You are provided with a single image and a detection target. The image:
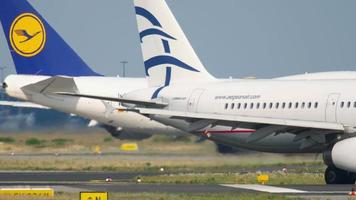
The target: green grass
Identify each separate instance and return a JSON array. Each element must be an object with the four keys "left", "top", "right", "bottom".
[
  {"left": 103, "top": 137, "right": 113, "bottom": 142},
  {"left": 109, "top": 193, "right": 301, "bottom": 200},
  {"left": 0, "top": 155, "right": 324, "bottom": 173},
  {"left": 139, "top": 172, "right": 325, "bottom": 185},
  {"left": 51, "top": 138, "right": 73, "bottom": 146},
  {"left": 25, "top": 138, "right": 47, "bottom": 147},
  {"left": 0, "top": 137, "right": 15, "bottom": 143}
]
